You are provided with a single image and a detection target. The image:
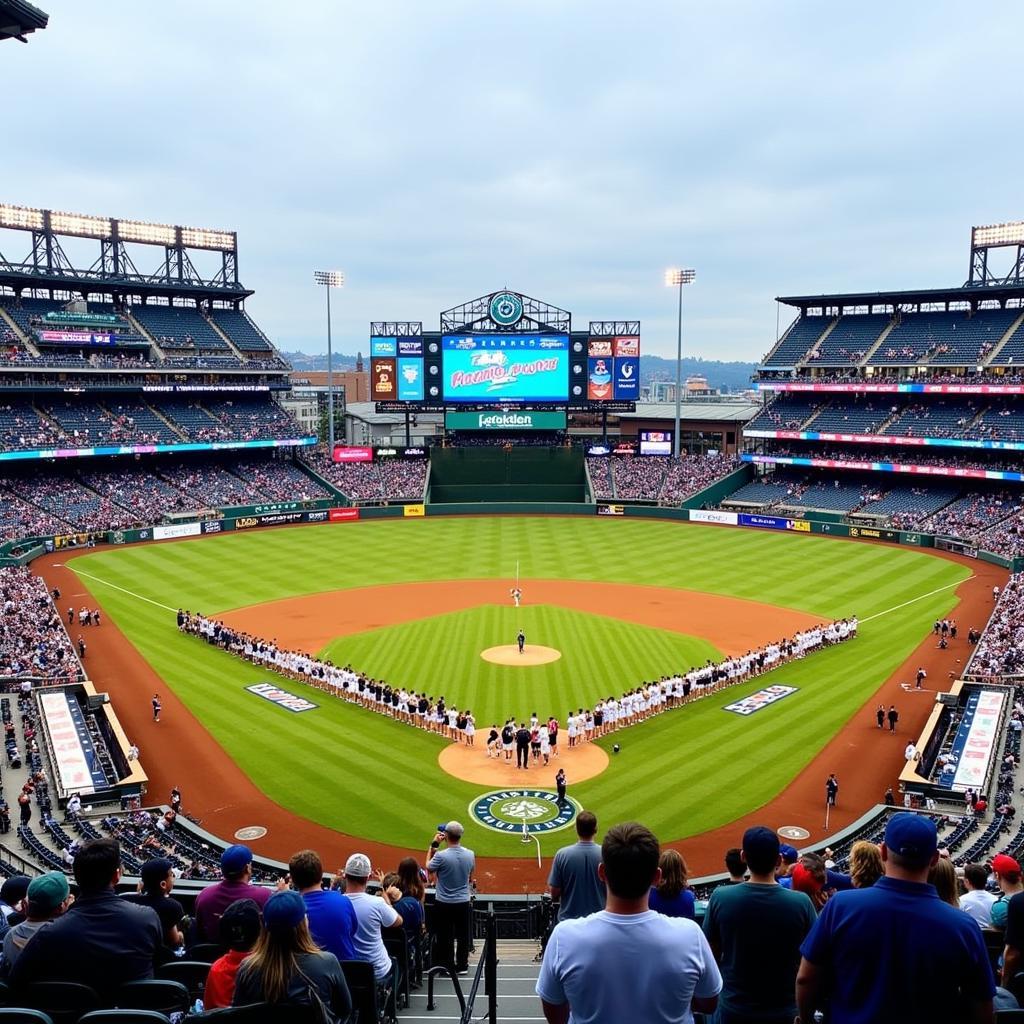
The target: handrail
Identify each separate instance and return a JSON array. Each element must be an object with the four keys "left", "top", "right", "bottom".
[{"left": 462, "top": 906, "right": 498, "bottom": 1024}]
